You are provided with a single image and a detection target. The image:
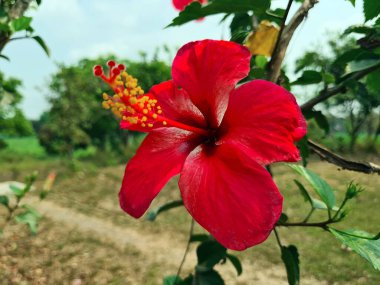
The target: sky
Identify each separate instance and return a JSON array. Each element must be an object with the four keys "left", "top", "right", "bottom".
[{"left": 0, "top": 0, "right": 365, "bottom": 119}]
